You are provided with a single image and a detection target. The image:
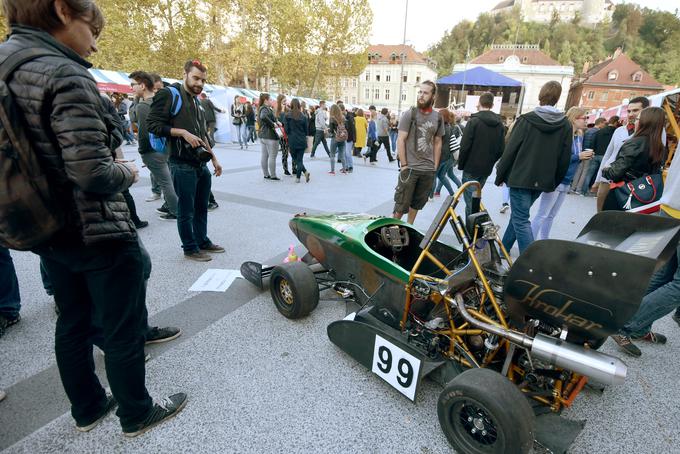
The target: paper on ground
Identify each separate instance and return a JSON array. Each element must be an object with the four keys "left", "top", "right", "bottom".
[{"left": 189, "top": 269, "right": 243, "bottom": 292}]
